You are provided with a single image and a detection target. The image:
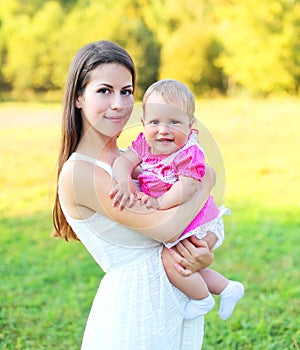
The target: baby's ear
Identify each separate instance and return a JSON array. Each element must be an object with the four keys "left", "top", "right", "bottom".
[
  {"left": 189, "top": 116, "right": 196, "bottom": 128},
  {"left": 141, "top": 118, "right": 145, "bottom": 126}
]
